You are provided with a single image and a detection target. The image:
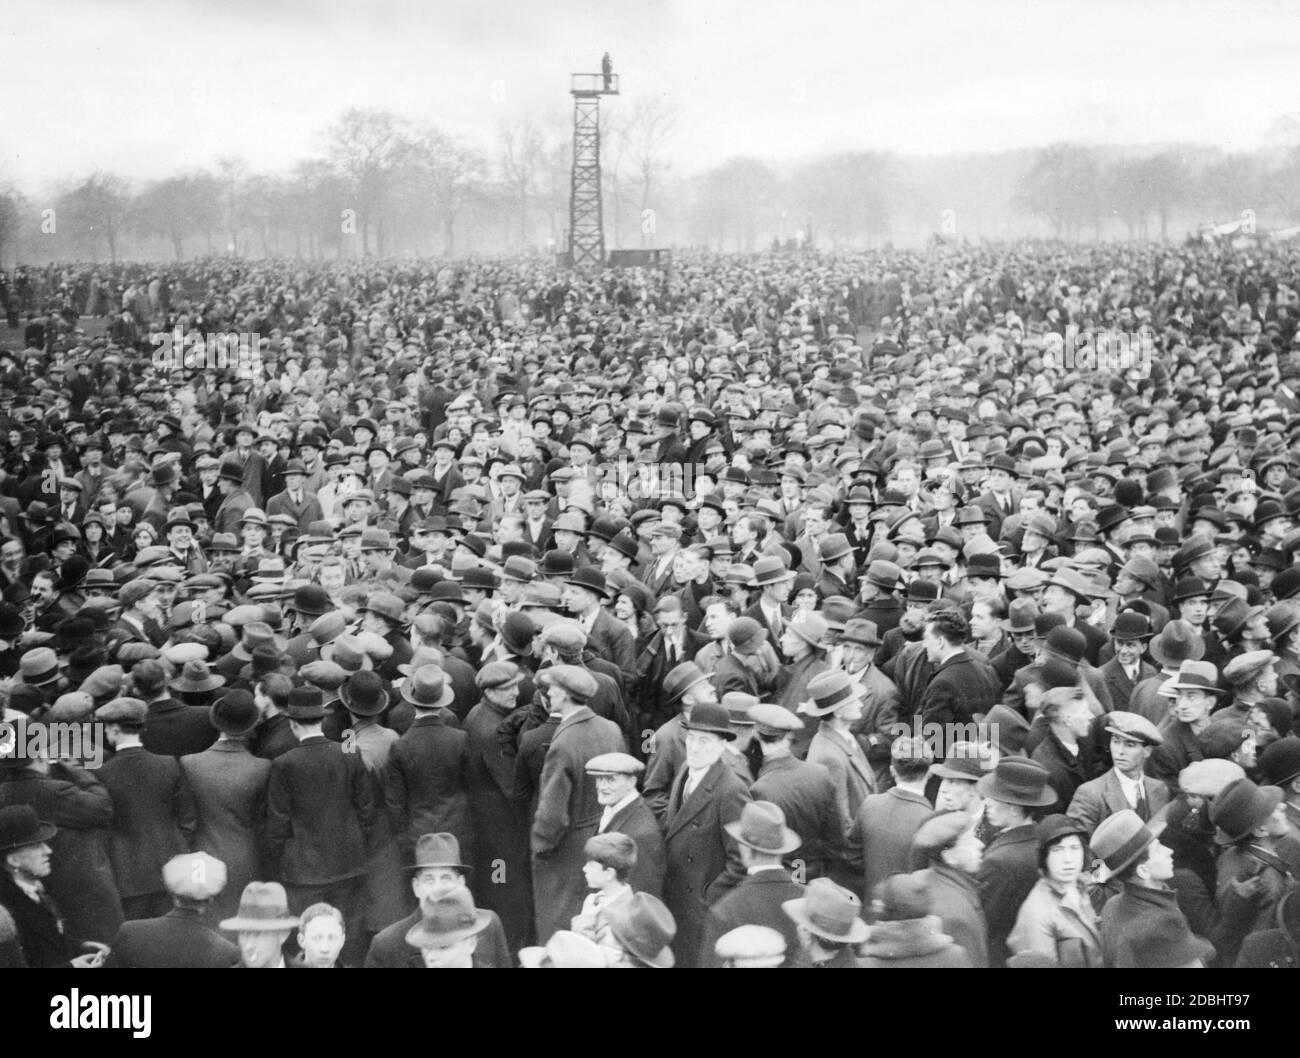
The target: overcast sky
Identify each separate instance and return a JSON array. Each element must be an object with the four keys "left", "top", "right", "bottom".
[{"left": 3, "top": 0, "right": 1299, "bottom": 193}]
